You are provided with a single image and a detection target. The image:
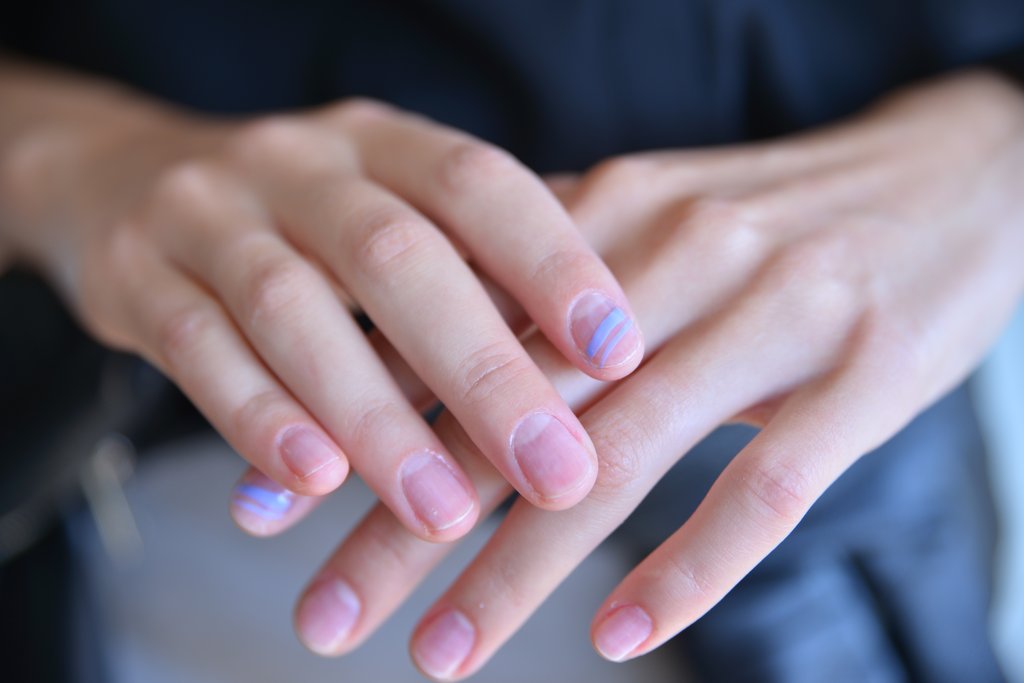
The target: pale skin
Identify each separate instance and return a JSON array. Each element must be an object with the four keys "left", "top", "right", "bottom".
[
  {"left": 0, "top": 60, "right": 646, "bottom": 542},
  {"left": 226, "top": 72, "right": 1024, "bottom": 678}
]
